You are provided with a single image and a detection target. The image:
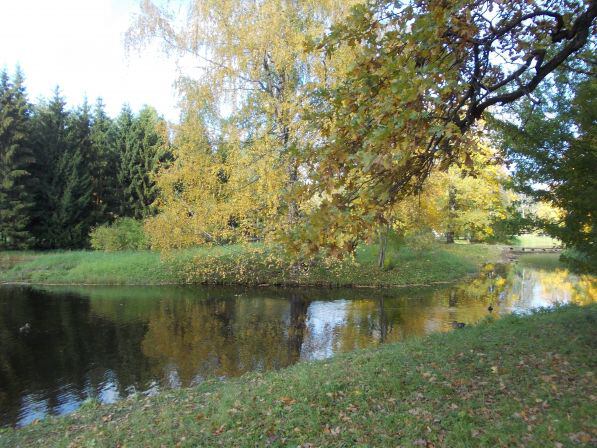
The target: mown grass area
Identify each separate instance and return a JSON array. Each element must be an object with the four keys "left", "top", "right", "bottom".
[
  {"left": 0, "top": 242, "right": 502, "bottom": 287},
  {"left": 2, "top": 304, "right": 595, "bottom": 447},
  {"left": 511, "top": 233, "right": 561, "bottom": 248}
]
